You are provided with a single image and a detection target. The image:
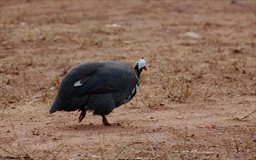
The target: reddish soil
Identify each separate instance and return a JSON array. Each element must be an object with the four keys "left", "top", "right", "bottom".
[{"left": 0, "top": 0, "right": 255, "bottom": 159}]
